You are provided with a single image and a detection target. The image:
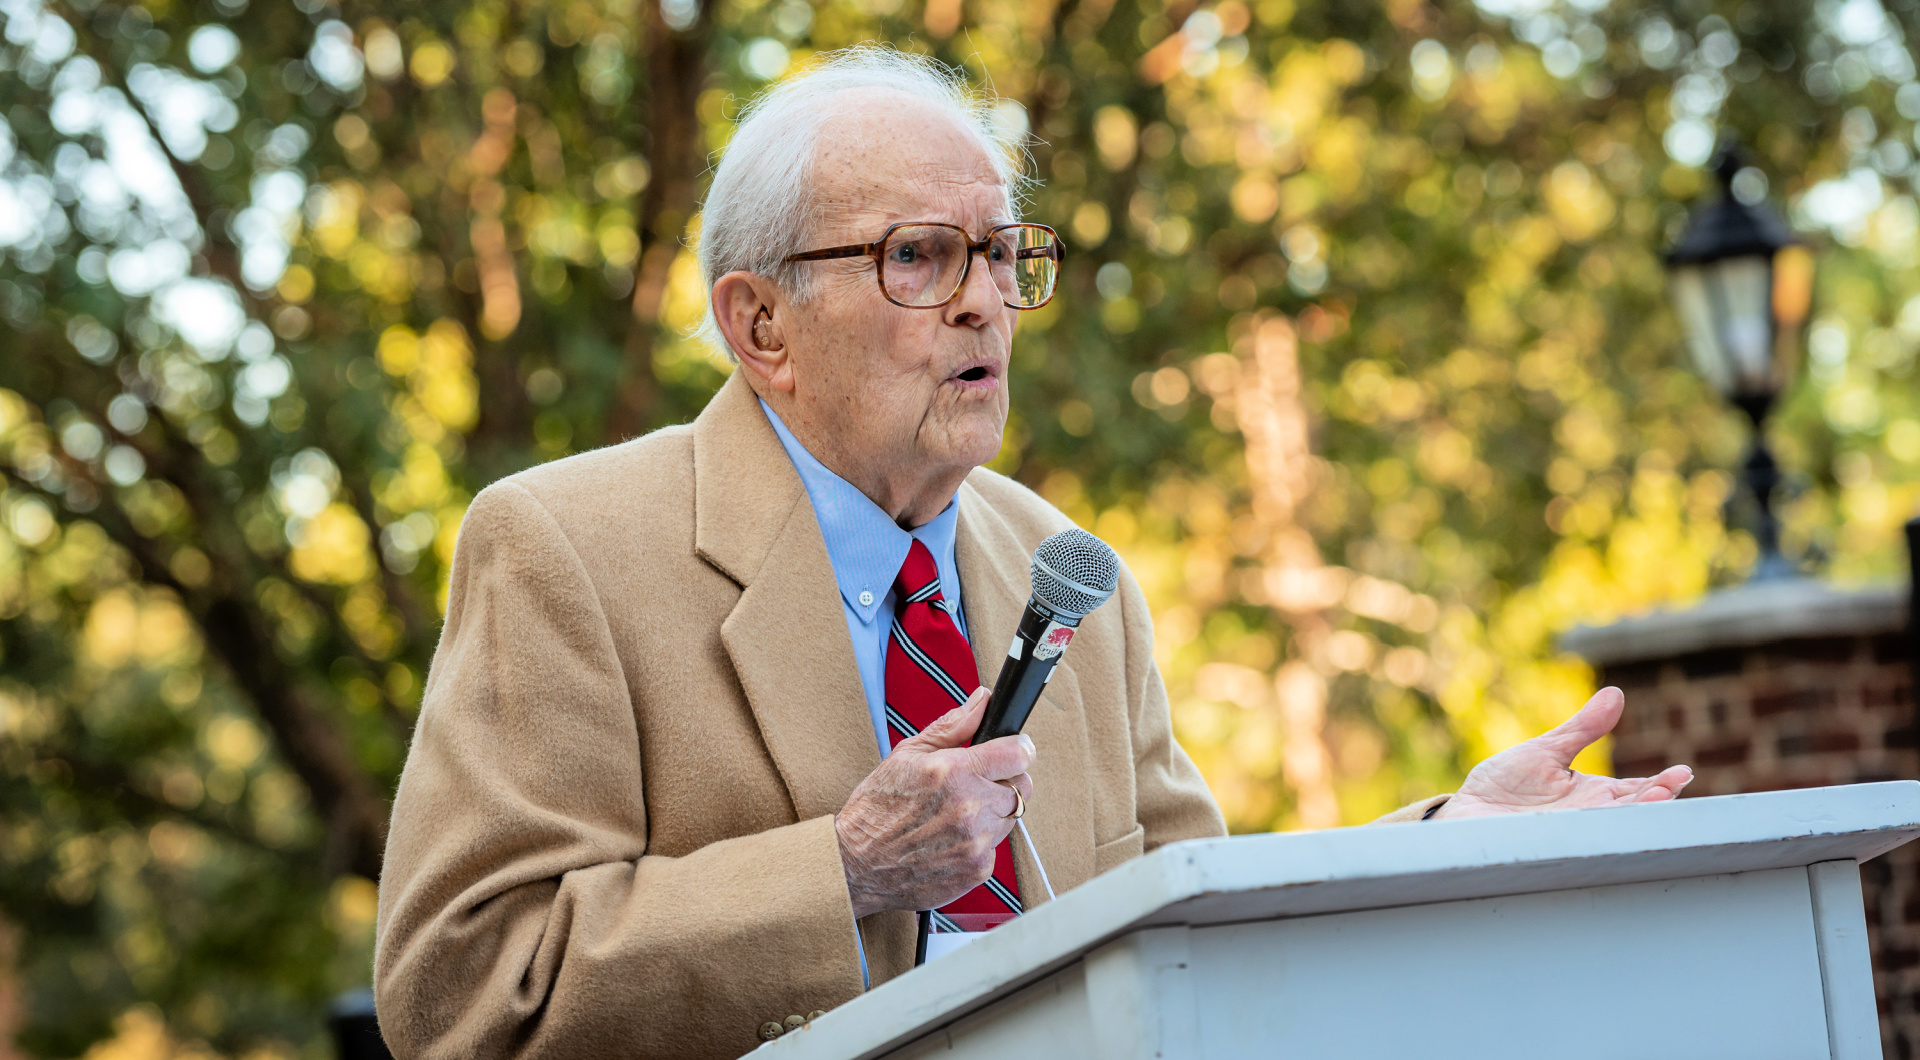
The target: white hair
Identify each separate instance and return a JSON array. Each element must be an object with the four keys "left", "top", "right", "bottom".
[{"left": 694, "top": 46, "right": 1032, "bottom": 360}]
